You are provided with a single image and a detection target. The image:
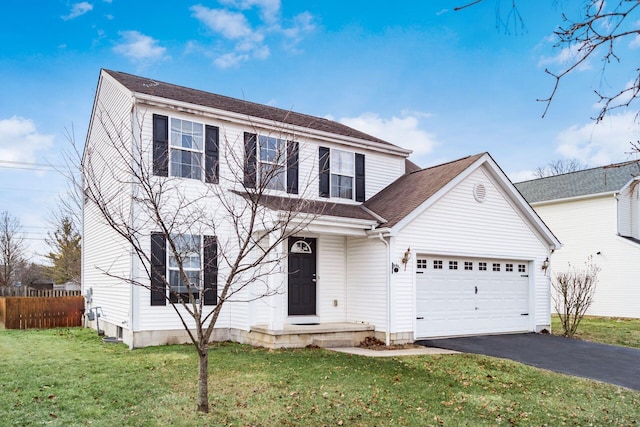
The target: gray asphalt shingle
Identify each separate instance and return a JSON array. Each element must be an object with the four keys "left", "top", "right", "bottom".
[{"left": 515, "top": 160, "right": 640, "bottom": 203}]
